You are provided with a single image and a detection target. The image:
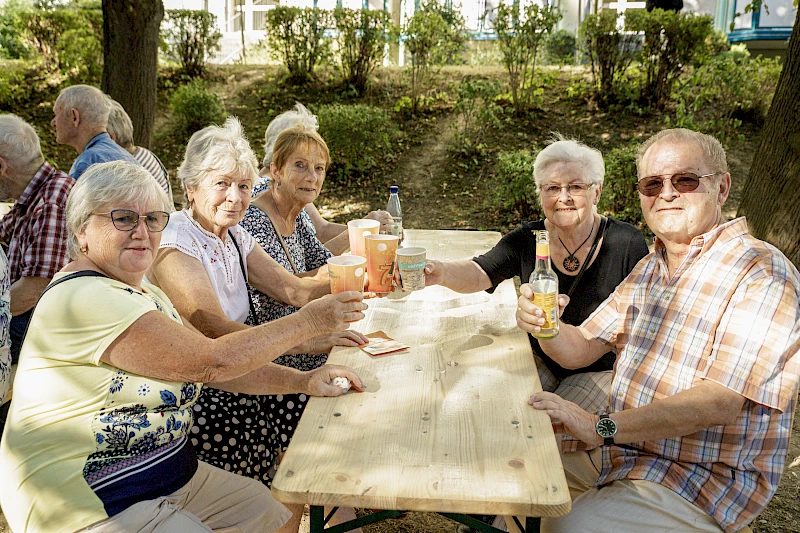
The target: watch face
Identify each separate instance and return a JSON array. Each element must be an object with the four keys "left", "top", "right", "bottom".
[{"left": 596, "top": 417, "right": 617, "bottom": 438}]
